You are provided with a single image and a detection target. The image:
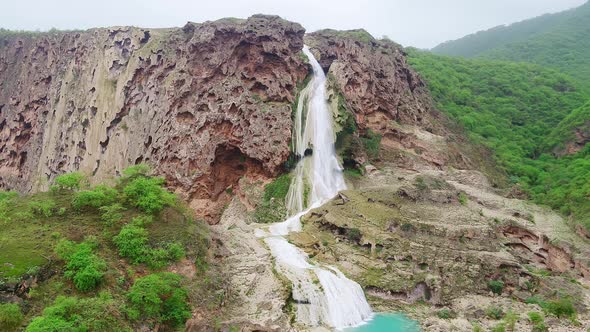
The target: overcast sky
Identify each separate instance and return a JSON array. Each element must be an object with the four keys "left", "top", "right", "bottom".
[{"left": 1, "top": 0, "right": 586, "bottom": 49}]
